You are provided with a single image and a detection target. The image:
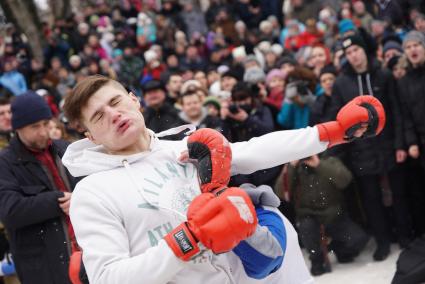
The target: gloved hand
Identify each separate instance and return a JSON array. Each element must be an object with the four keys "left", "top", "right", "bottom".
[
  {"left": 187, "top": 128, "right": 231, "bottom": 193},
  {"left": 164, "top": 129, "right": 258, "bottom": 261},
  {"left": 316, "top": 95, "right": 385, "bottom": 147},
  {"left": 69, "top": 251, "right": 89, "bottom": 284},
  {"left": 164, "top": 186, "right": 257, "bottom": 261}
]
